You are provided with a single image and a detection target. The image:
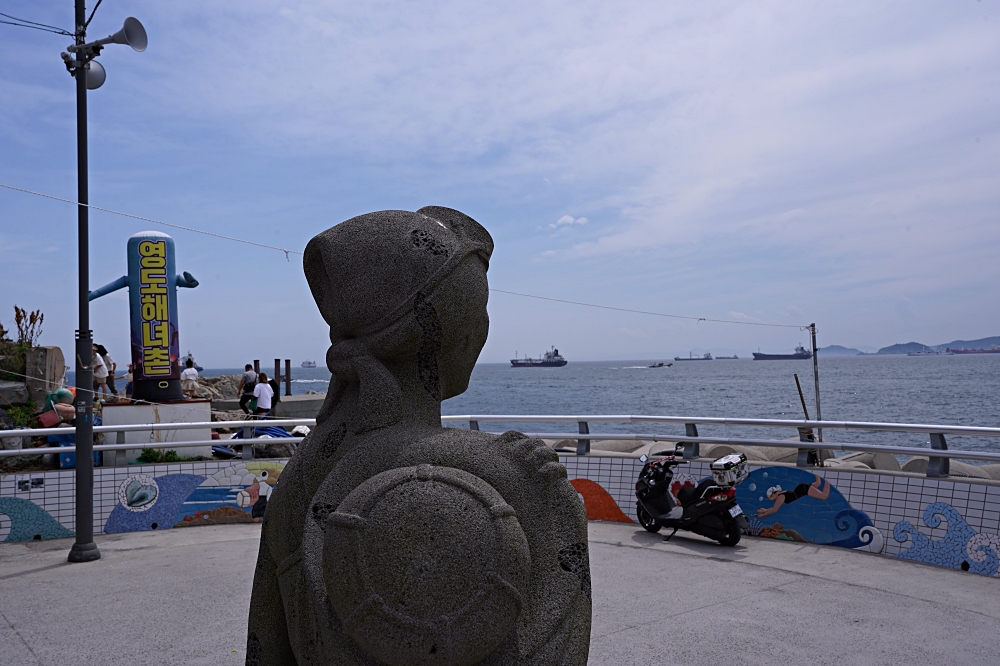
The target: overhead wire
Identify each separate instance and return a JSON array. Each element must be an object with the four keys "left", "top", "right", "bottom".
[
  {"left": 1, "top": 181, "right": 808, "bottom": 328},
  {"left": 489, "top": 289, "right": 807, "bottom": 329},
  {"left": 0, "top": 183, "right": 303, "bottom": 260},
  {"left": 0, "top": 12, "right": 73, "bottom": 36},
  {"left": 84, "top": 0, "right": 103, "bottom": 28}
]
